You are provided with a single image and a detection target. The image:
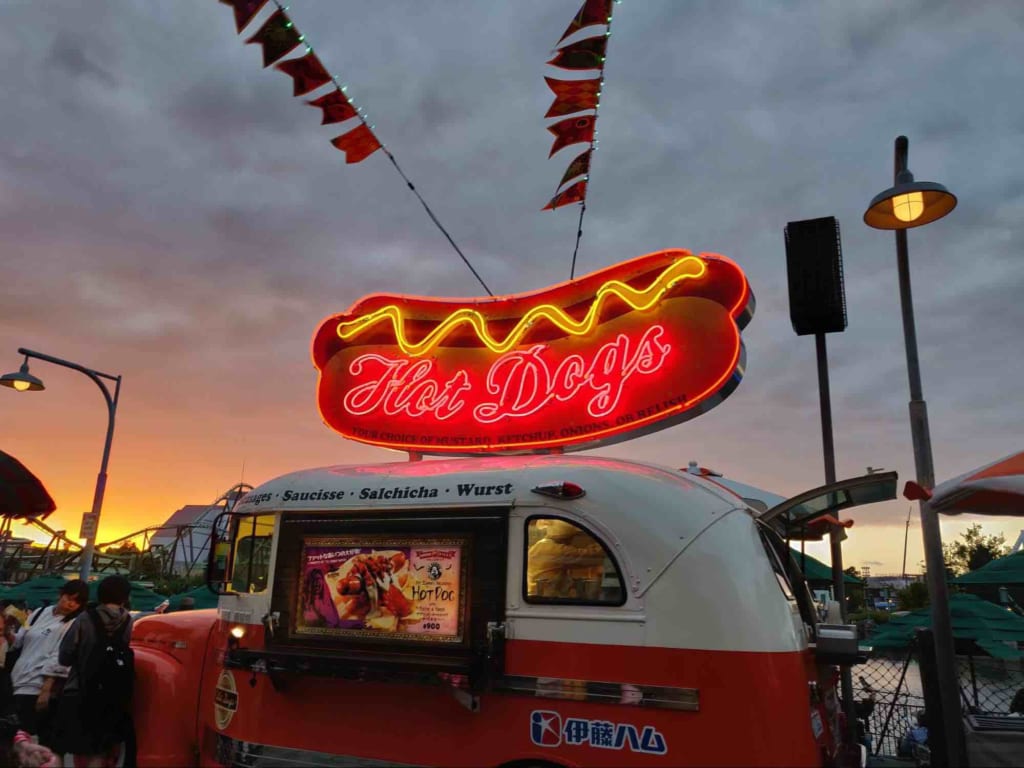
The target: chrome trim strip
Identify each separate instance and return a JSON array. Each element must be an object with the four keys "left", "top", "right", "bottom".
[
  {"left": 218, "top": 608, "right": 255, "bottom": 624},
  {"left": 500, "top": 675, "right": 699, "bottom": 711},
  {"left": 507, "top": 609, "right": 646, "bottom": 622},
  {"left": 216, "top": 736, "right": 422, "bottom": 768}
]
